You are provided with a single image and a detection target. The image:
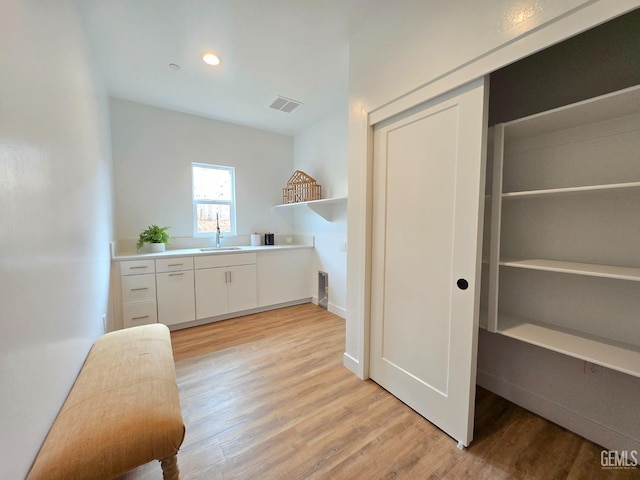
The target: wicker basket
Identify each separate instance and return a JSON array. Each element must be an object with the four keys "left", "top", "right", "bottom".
[{"left": 282, "top": 170, "right": 322, "bottom": 204}]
